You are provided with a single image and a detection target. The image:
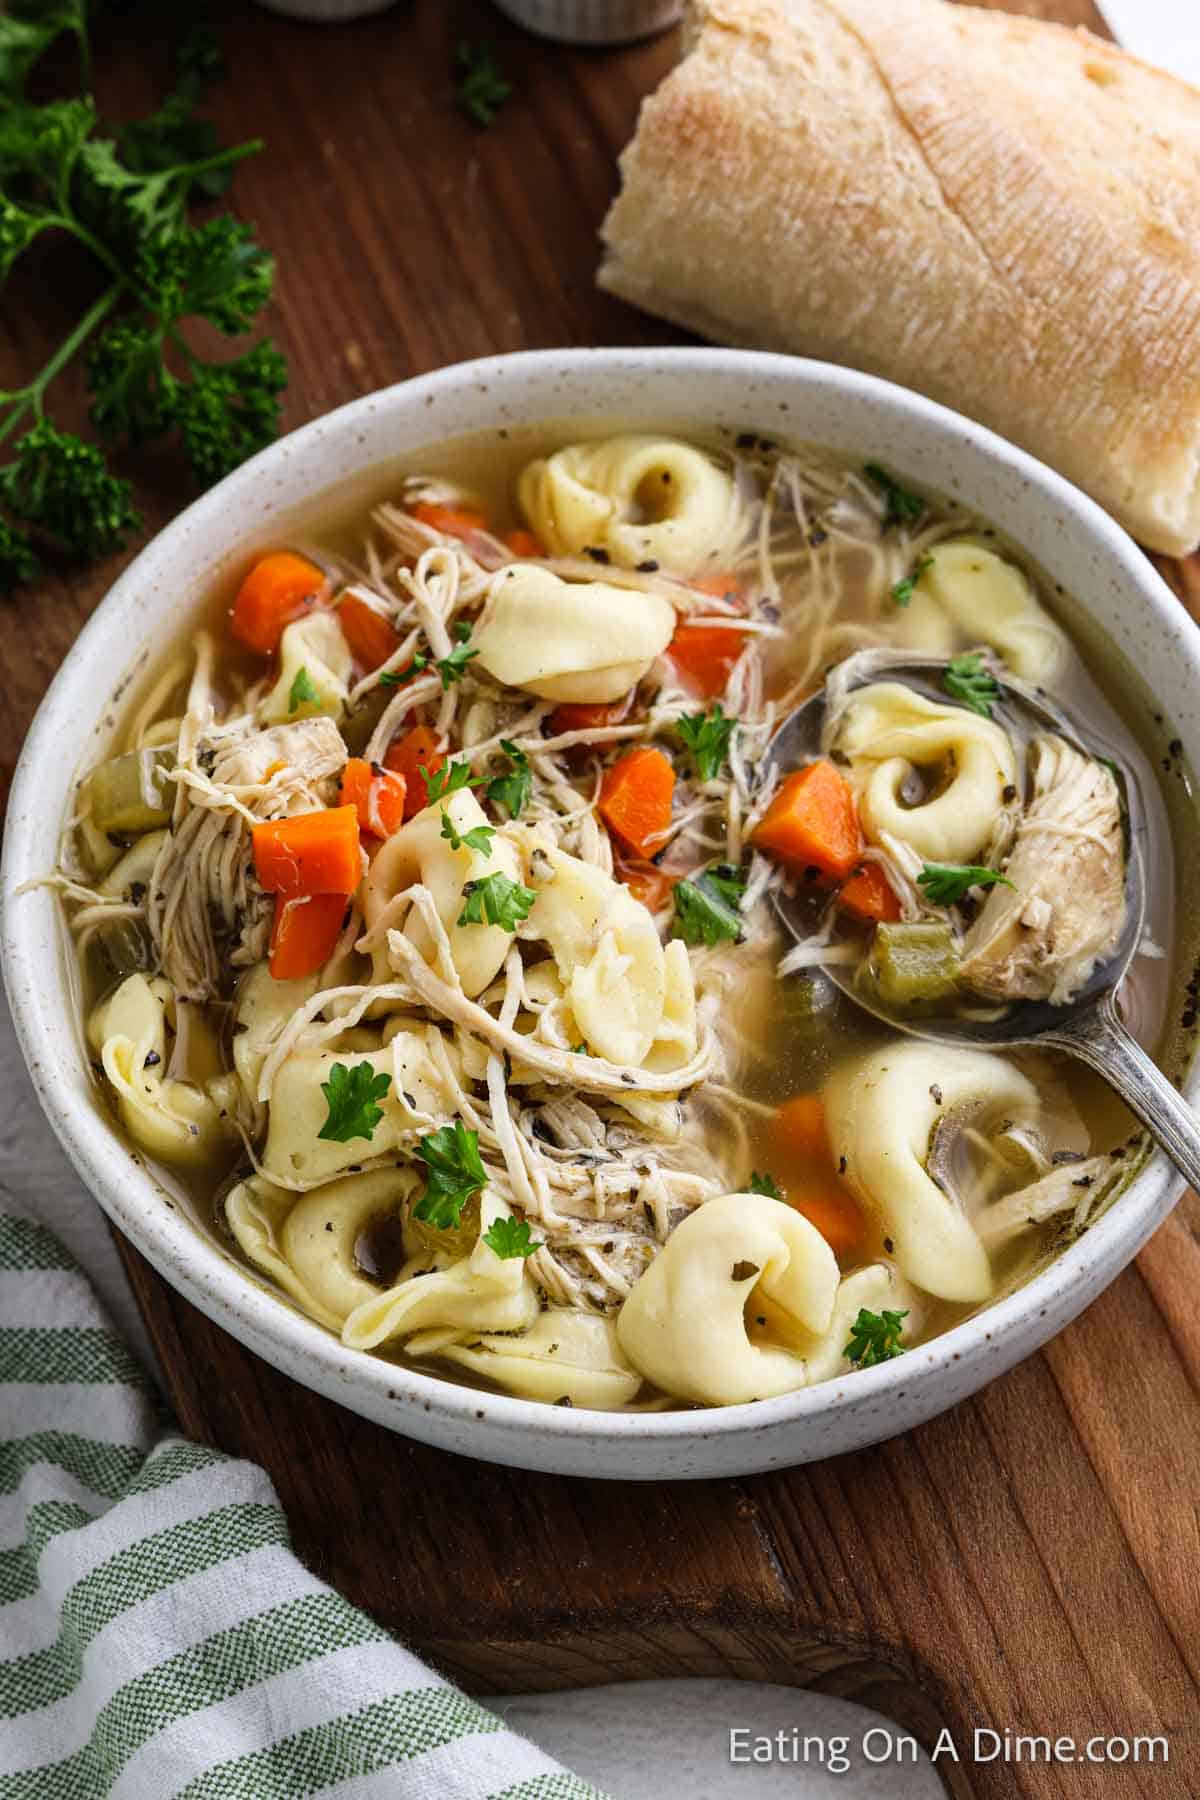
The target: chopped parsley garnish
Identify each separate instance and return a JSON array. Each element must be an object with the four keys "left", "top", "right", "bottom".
[
  {"left": 436, "top": 638, "right": 479, "bottom": 689},
  {"left": 890, "top": 554, "right": 934, "bottom": 608},
  {"left": 748, "top": 1171, "right": 784, "bottom": 1201},
  {"left": 413, "top": 1120, "right": 488, "bottom": 1230},
  {"left": 918, "top": 862, "right": 1015, "bottom": 907},
  {"left": 454, "top": 41, "right": 512, "bottom": 128},
  {"left": 943, "top": 651, "right": 1000, "bottom": 717},
  {"left": 287, "top": 666, "right": 319, "bottom": 713},
  {"left": 671, "top": 863, "right": 746, "bottom": 947},
  {"left": 864, "top": 464, "right": 925, "bottom": 528},
  {"left": 316, "top": 1062, "right": 392, "bottom": 1143},
  {"left": 458, "top": 872, "right": 535, "bottom": 930},
  {"left": 482, "top": 1216, "right": 542, "bottom": 1259},
  {"left": 379, "top": 650, "right": 429, "bottom": 687},
  {"left": 440, "top": 810, "right": 495, "bottom": 856},
  {"left": 676, "top": 703, "right": 736, "bottom": 783},
  {"left": 486, "top": 740, "right": 531, "bottom": 819},
  {"left": 420, "top": 759, "right": 485, "bottom": 804},
  {"left": 844, "top": 1306, "right": 909, "bottom": 1367}
]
